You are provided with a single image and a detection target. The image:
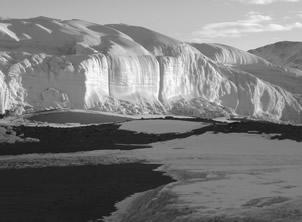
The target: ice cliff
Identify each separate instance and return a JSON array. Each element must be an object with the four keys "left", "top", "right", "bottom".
[{"left": 0, "top": 17, "right": 301, "bottom": 123}]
